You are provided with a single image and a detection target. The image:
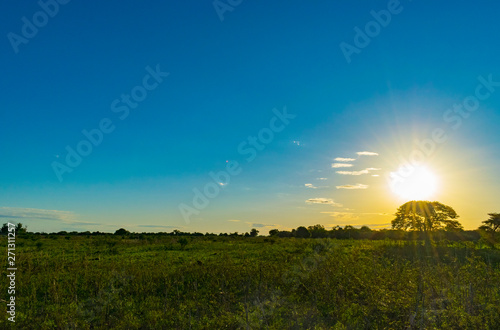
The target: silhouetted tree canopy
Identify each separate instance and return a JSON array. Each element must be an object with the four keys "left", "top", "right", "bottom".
[
  {"left": 308, "top": 224, "right": 328, "bottom": 238},
  {"left": 268, "top": 229, "right": 279, "bottom": 237},
  {"left": 480, "top": 213, "right": 500, "bottom": 232},
  {"left": 392, "top": 201, "right": 462, "bottom": 232},
  {"left": 295, "top": 226, "right": 311, "bottom": 238},
  {"left": 114, "top": 228, "right": 130, "bottom": 235},
  {"left": 250, "top": 228, "right": 259, "bottom": 237},
  {"left": 1, "top": 222, "right": 27, "bottom": 235}
]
